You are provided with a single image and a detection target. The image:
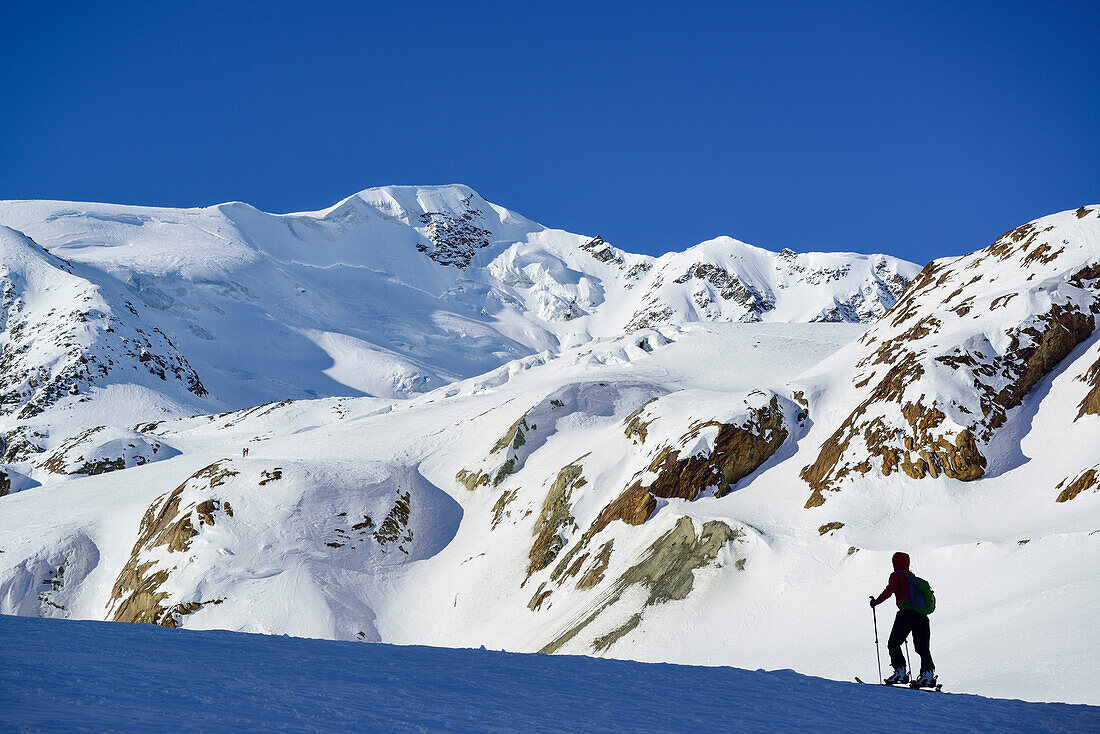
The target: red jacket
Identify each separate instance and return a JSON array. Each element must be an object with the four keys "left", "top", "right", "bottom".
[{"left": 874, "top": 552, "right": 913, "bottom": 609}]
